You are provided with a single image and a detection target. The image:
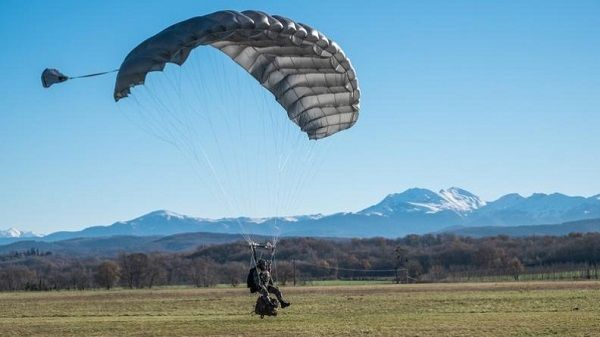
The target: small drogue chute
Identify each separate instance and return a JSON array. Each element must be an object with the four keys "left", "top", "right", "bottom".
[
  {"left": 41, "top": 68, "right": 117, "bottom": 88},
  {"left": 41, "top": 68, "right": 69, "bottom": 88}
]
